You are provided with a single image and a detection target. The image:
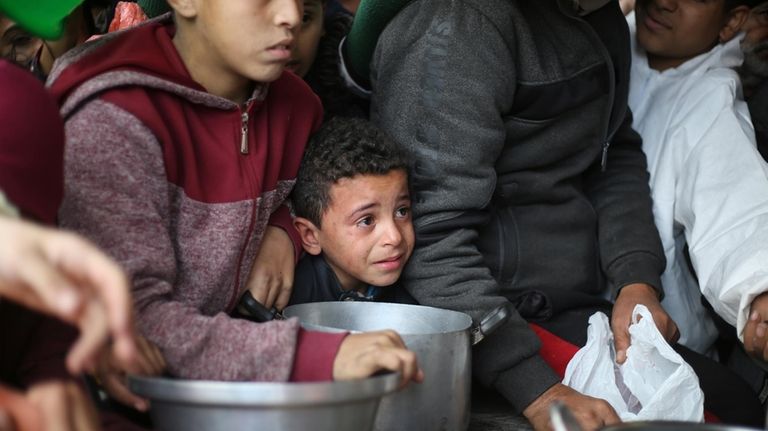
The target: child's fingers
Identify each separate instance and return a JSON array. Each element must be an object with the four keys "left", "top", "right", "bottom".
[
  {"left": 66, "top": 300, "right": 109, "bottom": 374},
  {"left": 101, "top": 371, "right": 148, "bottom": 412},
  {"left": 137, "top": 337, "right": 166, "bottom": 375},
  {"left": 274, "top": 273, "right": 294, "bottom": 311},
  {"left": 264, "top": 276, "right": 282, "bottom": 309}
]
